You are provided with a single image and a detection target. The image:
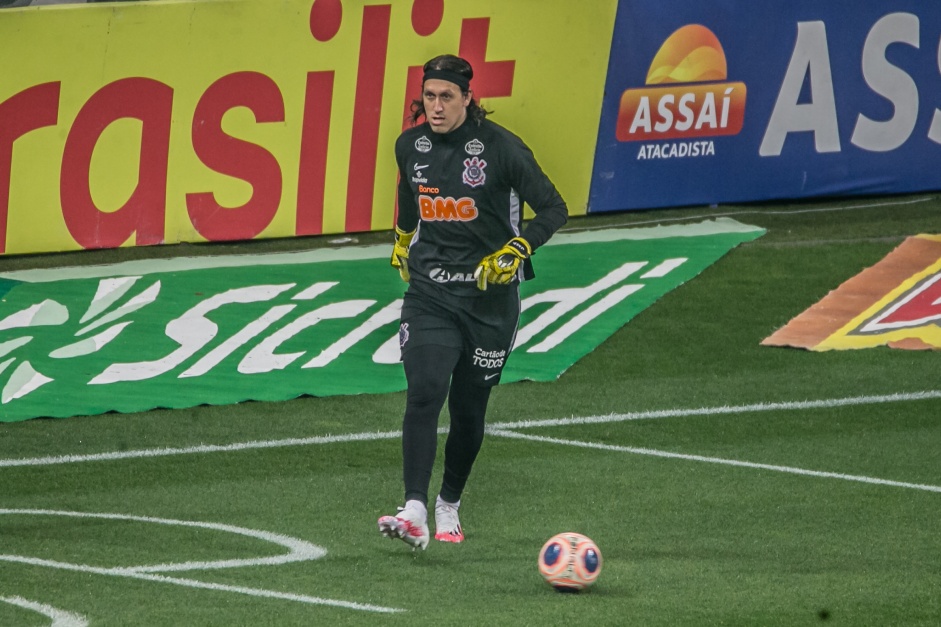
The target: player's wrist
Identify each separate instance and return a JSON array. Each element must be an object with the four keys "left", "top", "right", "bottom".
[
  {"left": 395, "top": 226, "right": 416, "bottom": 246},
  {"left": 506, "top": 236, "right": 531, "bottom": 258}
]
